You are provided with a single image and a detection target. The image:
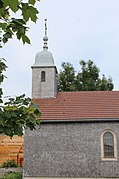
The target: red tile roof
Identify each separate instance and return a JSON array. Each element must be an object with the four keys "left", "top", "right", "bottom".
[{"left": 33, "top": 91, "right": 119, "bottom": 121}]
